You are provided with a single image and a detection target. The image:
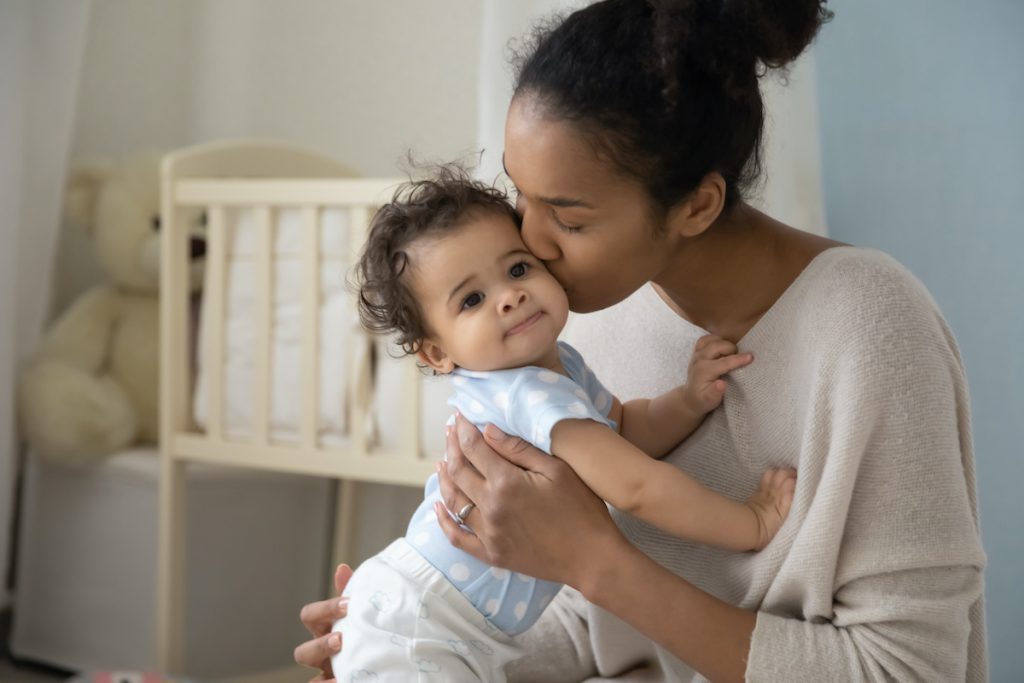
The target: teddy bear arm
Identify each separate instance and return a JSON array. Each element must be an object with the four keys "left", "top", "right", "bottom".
[{"left": 35, "top": 286, "right": 122, "bottom": 371}]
